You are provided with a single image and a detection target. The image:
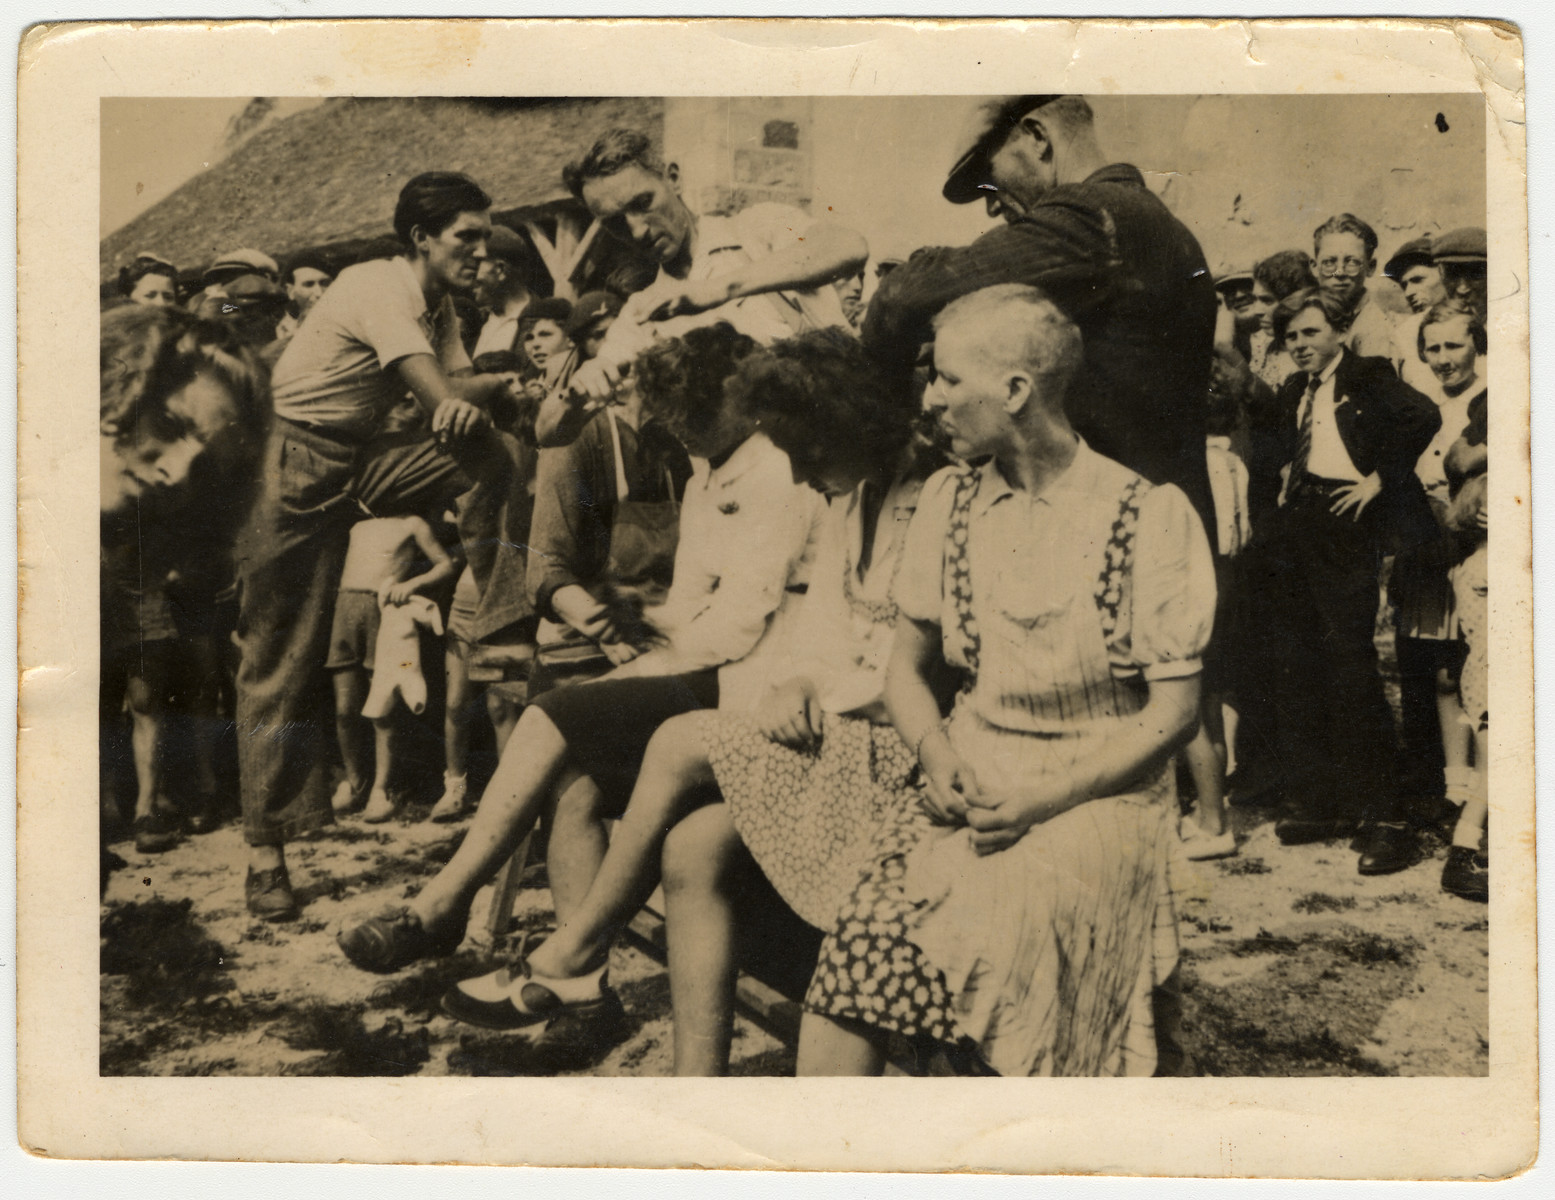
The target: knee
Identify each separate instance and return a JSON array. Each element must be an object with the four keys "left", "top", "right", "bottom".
[
  {"left": 124, "top": 675, "right": 160, "bottom": 717},
  {"left": 643, "top": 715, "right": 712, "bottom": 789},
  {"left": 662, "top": 810, "right": 740, "bottom": 899},
  {"left": 551, "top": 776, "right": 606, "bottom": 828}
]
